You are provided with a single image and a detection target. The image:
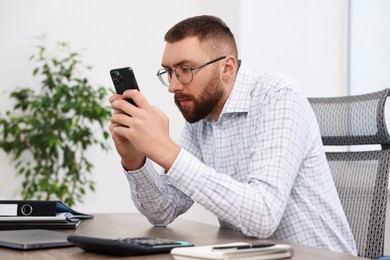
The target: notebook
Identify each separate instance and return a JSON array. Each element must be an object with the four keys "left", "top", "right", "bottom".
[
  {"left": 171, "top": 242, "right": 294, "bottom": 260},
  {"left": 0, "top": 229, "right": 73, "bottom": 250}
]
